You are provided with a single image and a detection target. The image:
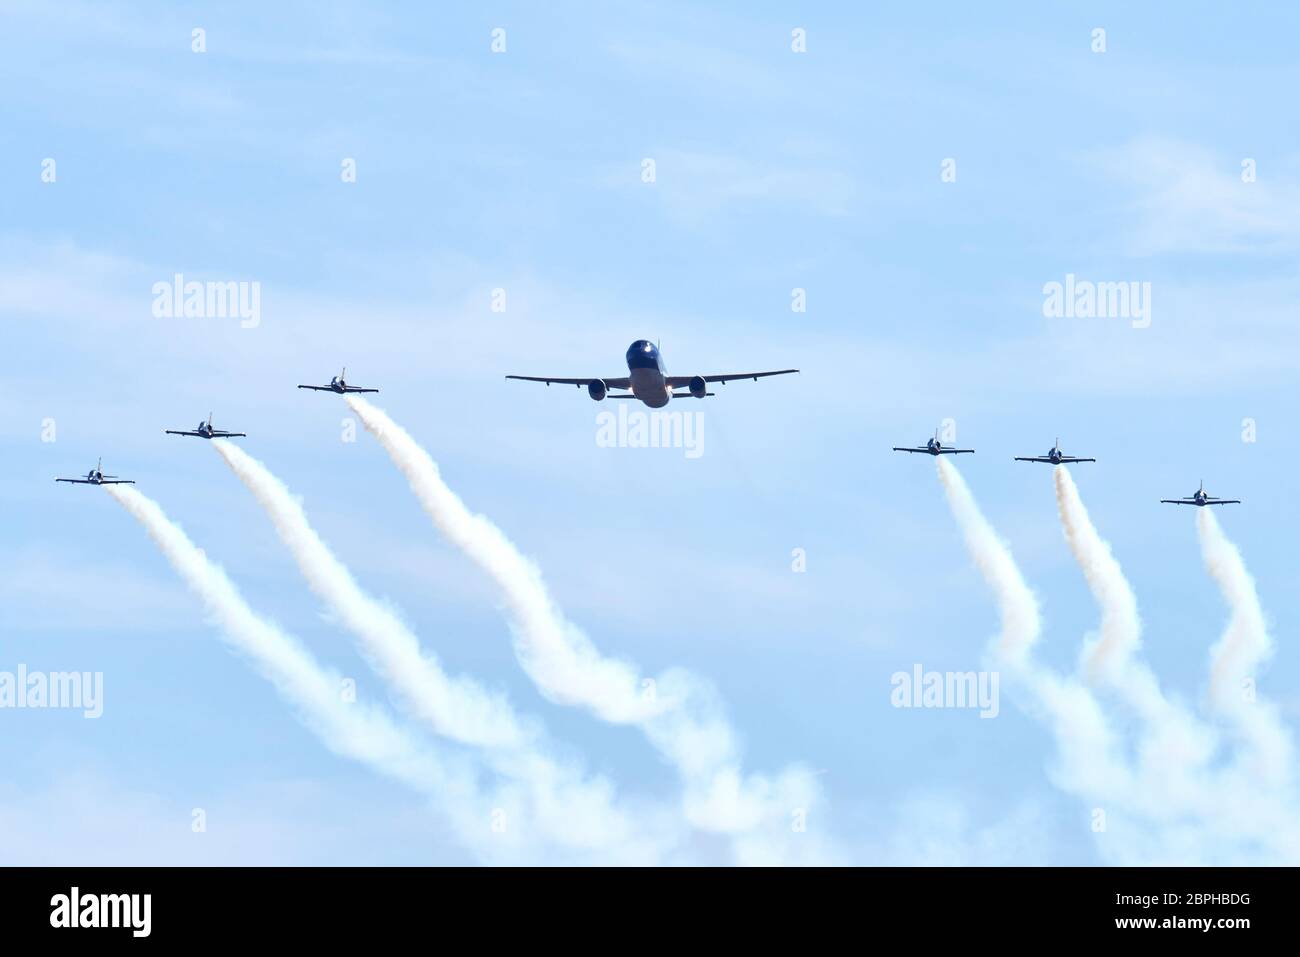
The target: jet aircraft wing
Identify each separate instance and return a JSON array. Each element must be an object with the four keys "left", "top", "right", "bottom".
[
  {"left": 666, "top": 370, "right": 798, "bottom": 386},
  {"left": 505, "top": 376, "right": 632, "bottom": 390}
]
